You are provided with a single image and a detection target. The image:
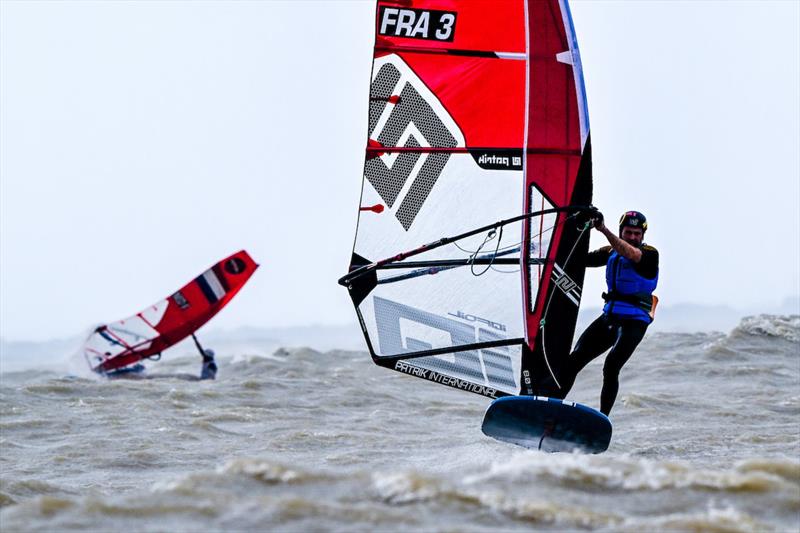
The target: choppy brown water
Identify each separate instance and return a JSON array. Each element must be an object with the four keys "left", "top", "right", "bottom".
[{"left": 1, "top": 315, "right": 798, "bottom": 532}]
